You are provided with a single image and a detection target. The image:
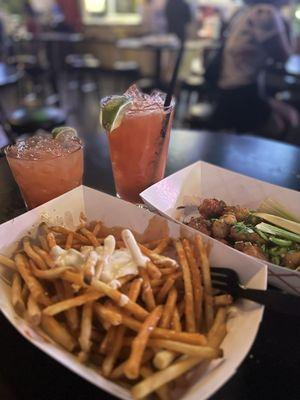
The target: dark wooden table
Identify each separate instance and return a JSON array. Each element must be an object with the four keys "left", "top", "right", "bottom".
[{"left": 1, "top": 130, "right": 300, "bottom": 400}]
